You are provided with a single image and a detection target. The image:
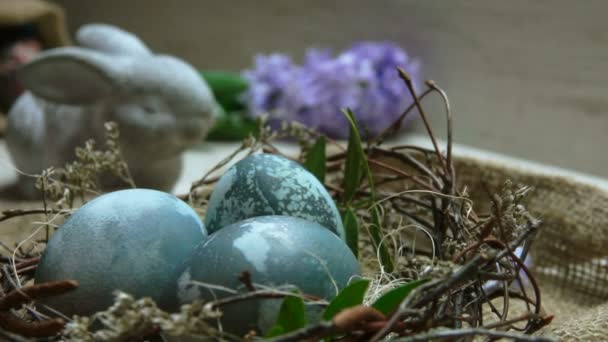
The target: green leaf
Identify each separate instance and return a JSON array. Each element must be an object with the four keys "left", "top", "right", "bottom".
[
  {"left": 370, "top": 206, "right": 394, "bottom": 273},
  {"left": 207, "top": 109, "right": 258, "bottom": 141},
  {"left": 341, "top": 109, "right": 365, "bottom": 204},
  {"left": 322, "top": 279, "right": 370, "bottom": 321},
  {"left": 303, "top": 137, "right": 326, "bottom": 182},
  {"left": 343, "top": 207, "right": 359, "bottom": 259},
  {"left": 199, "top": 71, "right": 255, "bottom": 140},
  {"left": 371, "top": 279, "right": 429, "bottom": 315},
  {"left": 201, "top": 71, "right": 249, "bottom": 111},
  {"left": 201, "top": 71, "right": 249, "bottom": 96},
  {"left": 341, "top": 109, "right": 392, "bottom": 271},
  {"left": 265, "top": 295, "right": 308, "bottom": 337}
]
